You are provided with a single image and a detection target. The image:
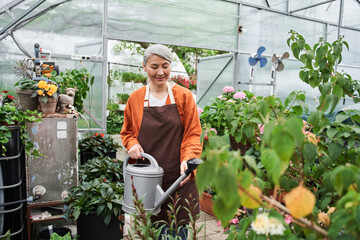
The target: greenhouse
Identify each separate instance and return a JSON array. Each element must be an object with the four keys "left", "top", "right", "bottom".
[{"left": 0, "top": 0, "right": 359, "bottom": 239}]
